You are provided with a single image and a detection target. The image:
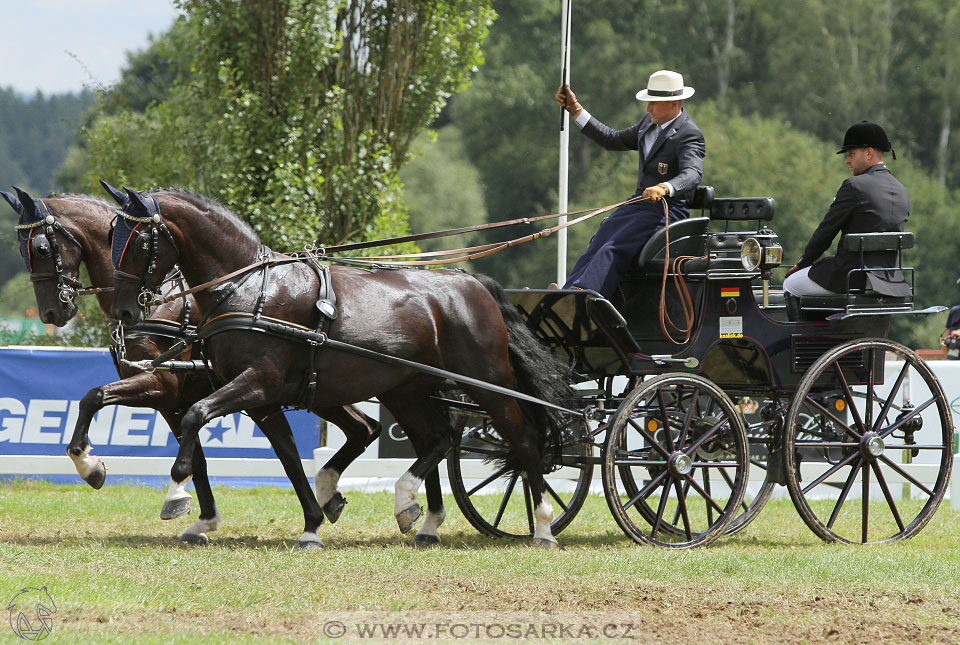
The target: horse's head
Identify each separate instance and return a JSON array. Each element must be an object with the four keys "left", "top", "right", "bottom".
[
  {"left": 1, "top": 187, "right": 84, "bottom": 326},
  {"left": 101, "top": 180, "right": 180, "bottom": 325}
]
